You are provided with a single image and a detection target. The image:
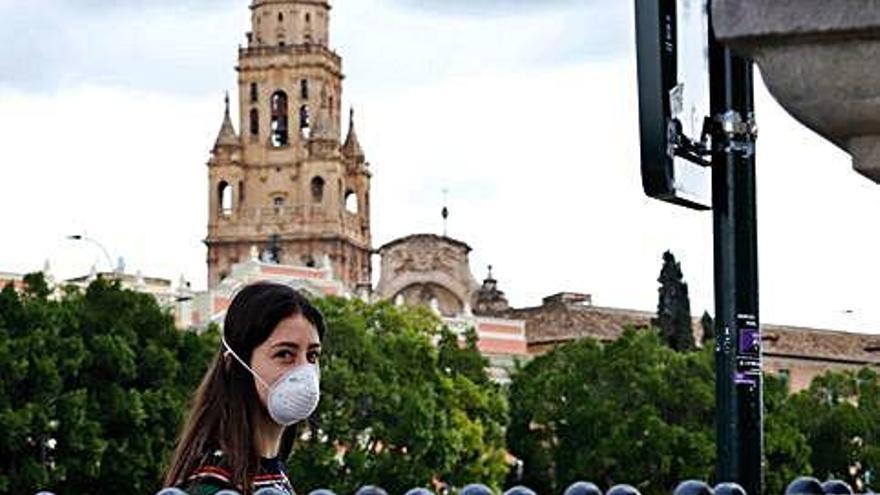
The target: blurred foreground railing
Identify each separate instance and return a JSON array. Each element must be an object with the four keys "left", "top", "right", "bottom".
[{"left": 32, "top": 474, "right": 856, "bottom": 495}]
